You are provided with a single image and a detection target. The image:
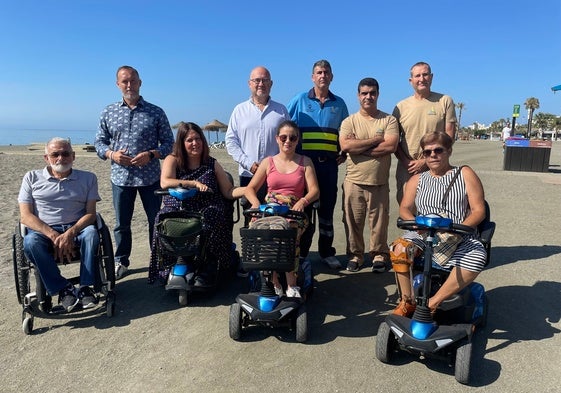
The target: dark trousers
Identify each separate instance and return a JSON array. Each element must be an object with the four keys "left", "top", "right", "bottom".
[{"left": 299, "top": 158, "right": 338, "bottom": 259}]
